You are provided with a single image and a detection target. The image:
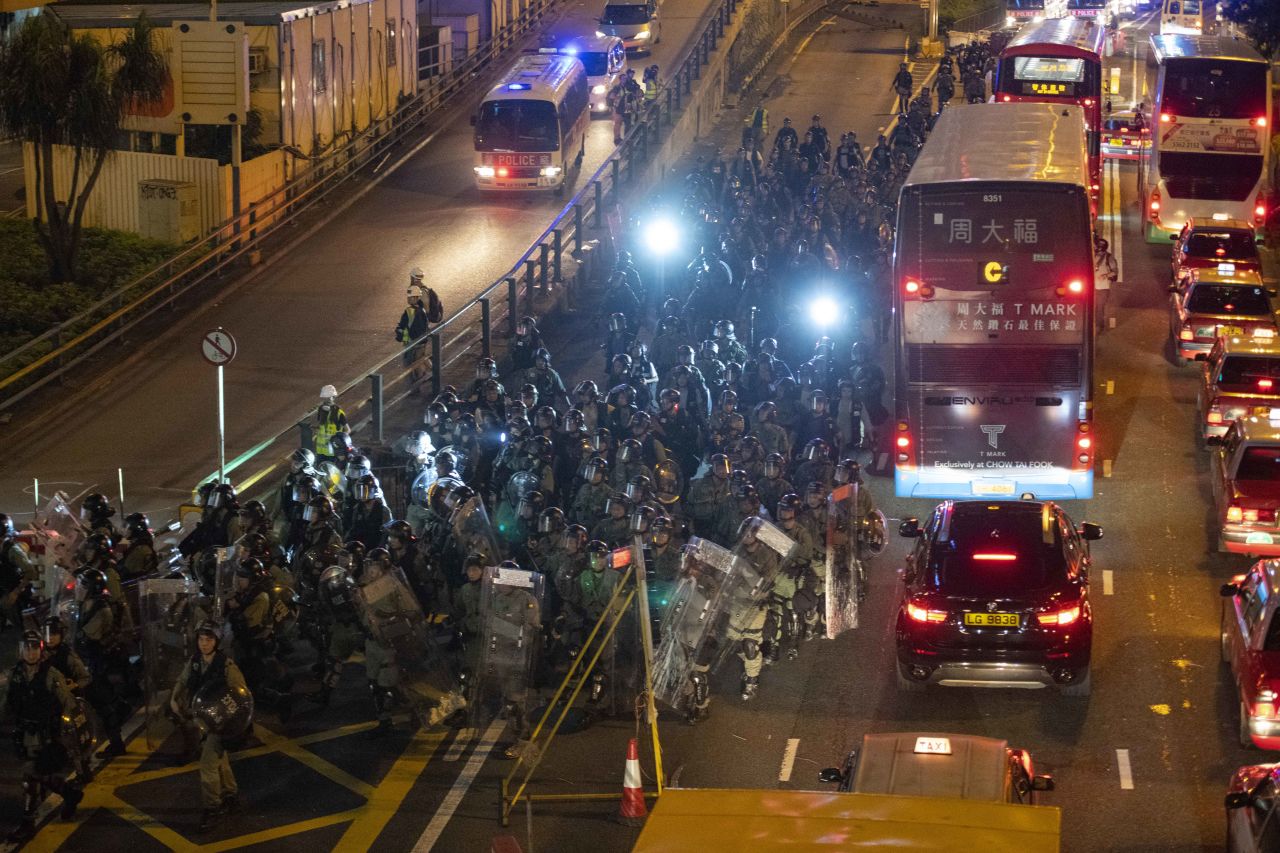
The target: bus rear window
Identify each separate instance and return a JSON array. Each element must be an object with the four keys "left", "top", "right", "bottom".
[
  {"left": 474, "top": 99, "right": 559, "bottom": 152},
  {"left": 1217, "top": 356, "right": 1280, "bottom": 389},
  {"left": 1186, "top": 285, "right": 1270, "bottom": 315},
  {"left": 1160, "top": 153, "right": 1262, "bottom": 201},
  {"left": 601, "top": 4, "right": 650, "bottom": 24},
  {"left": 1237, "top": 447, "right": 1280, "bottom": 482},
  {"left": 1162, "top": 59, "right": 1267, "bottom": 119}
]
